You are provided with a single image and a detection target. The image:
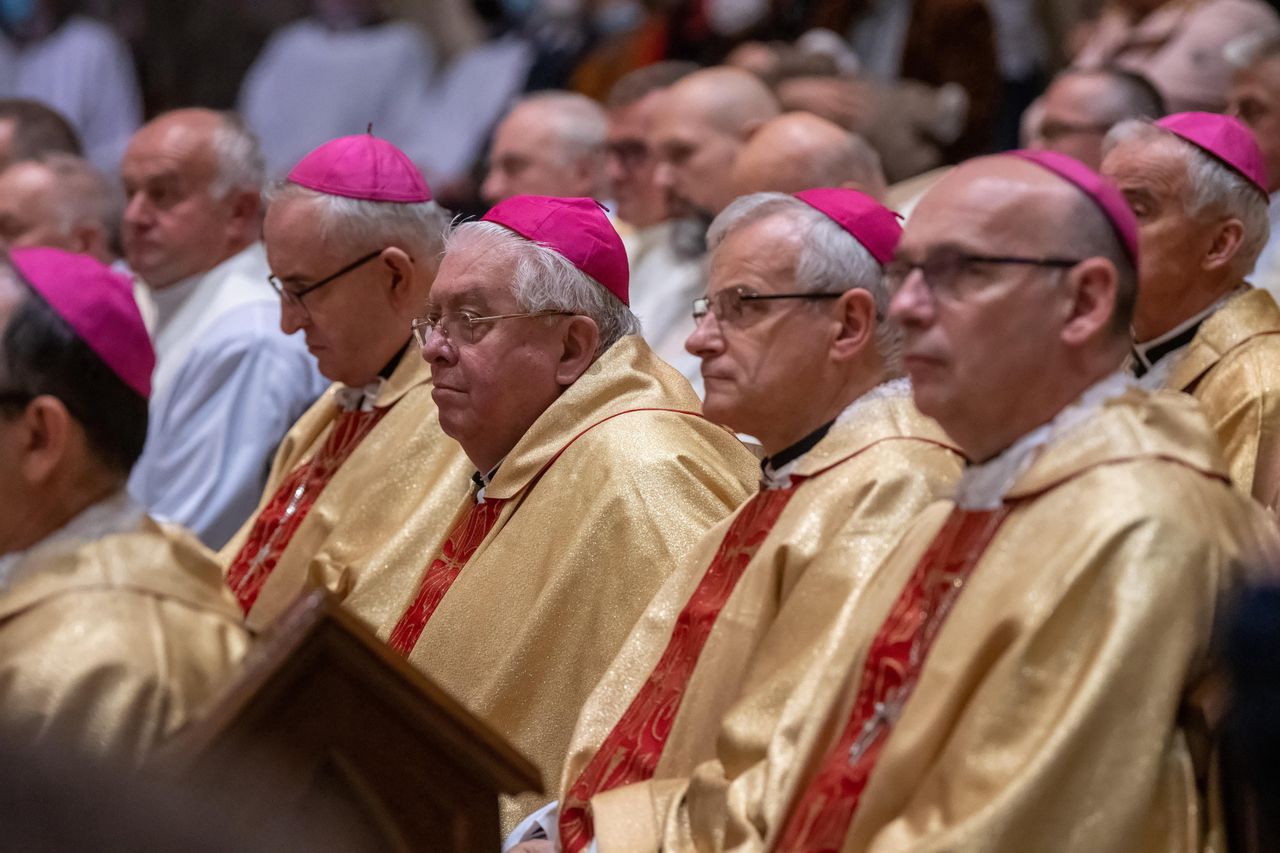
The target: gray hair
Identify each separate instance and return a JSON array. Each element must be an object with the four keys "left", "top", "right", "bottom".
[
  {"left": 264, "top": 181, "right": 451, "bottom": 267},
  {"left": 32, "top": 153, "right": 123, "bottom": 254},
  {"left": 707, "top": 192, "right": 901, "bottom": 374},
  {"left": 443, "top": 220, "right": 641, "bottom": 356},
  {"left": 1105, "top": 119, "right": 1270, "bottom": 278},
  {"left": 513, "top": 91, "right": 608, "bottom": 169},
  {"left": 821, "top": 131, "right": 885, "bottom": 194},
  {"left": 209, "top": 112, "right": 265, "bottom": 200}
]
